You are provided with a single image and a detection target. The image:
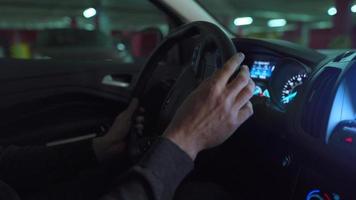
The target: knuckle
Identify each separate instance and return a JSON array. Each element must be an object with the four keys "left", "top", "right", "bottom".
[
  {"left": 207, "top": 85, "right": 219, "bottom": 97},
  {"left": 207, "top": 87, "right": 215, "bottom": 96},
  {"left": 227, "top": 117, "right": 237, "bottom": 128},
  {"left": 247, "top": 103, "right": 254, "bottom": 115},
  {"left": 249, "top": 79, "right": 256, "bottom": 89},
  {"left": 248, "top": 85, "right": 254, "bottom": 95},
  {"left": 213, "top": 75, "right": 223, "bottom": 84},
  {"left": 244, "top": 86, "right": 254, "bottom": 97},
  {"left": 210, "top": 79, "right": 219, "bottom": 88},
  {"left": 249, "top": 107, "right": 254, "bottom": 116},
  {"left": 237, "top": 73, "right": 249, "bottom": 86},
  {"left": 217, "top": 96, "right": 225, "bottom": 105}
]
